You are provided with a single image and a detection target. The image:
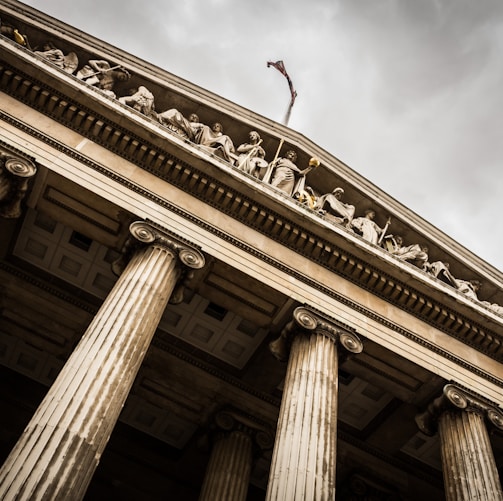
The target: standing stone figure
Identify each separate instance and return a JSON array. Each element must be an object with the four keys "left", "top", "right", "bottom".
[
  {"left": 269, "top": 150, "right": 314, "bottom": 196},
  {"left": 351, "top": 209, "right": 387, "bottom": 245}
]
